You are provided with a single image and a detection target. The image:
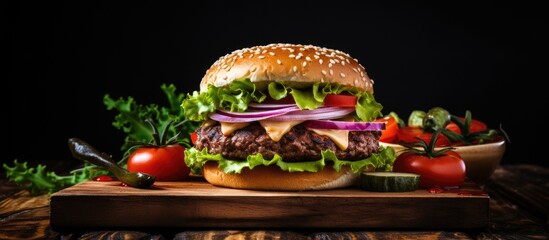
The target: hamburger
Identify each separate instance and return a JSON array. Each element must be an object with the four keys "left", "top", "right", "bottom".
[{"left": 182, "top": 43, "right": 395, "bottom": 191}]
